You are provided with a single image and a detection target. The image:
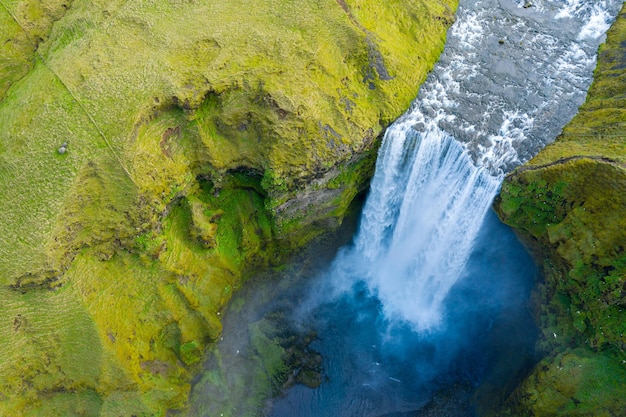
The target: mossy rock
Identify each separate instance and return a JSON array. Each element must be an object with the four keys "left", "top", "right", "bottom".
[{"left": 500, "top": 348, "right": 626, "bottom": 417}]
